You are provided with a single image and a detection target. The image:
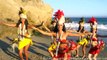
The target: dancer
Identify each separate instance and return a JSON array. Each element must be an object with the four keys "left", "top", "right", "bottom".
[
  {"left": 75, "top": 17, "right": 91, "bottom": 58},
  {"left": 0, "top": 8, "right": 32, "bottom": 60},
  {"left": 77, "top": 17, "right": 85, "bottom": 33},
  {"left": 32, "top": 22, "right": 86, "bottom": 59},
  {"left": 31, "top": 10, "right": 88, "bottom": 59},
  {"left": 88, "top": 17, "right": 105, "bottom": 60},
  {"left": 88, "top": 38, "right": 105, "bottom": 60},
  {"left": 88, "top": 17, "right": 97, "bottom": 38},
  {"left": 48, "top": 20, "right": 57, "bottom": 58},
  {"left": 31, "top": 10, "right": 87, "bottom": 59},
  {"left": 75, "top": 36, "right": 90, "bottom": 58}
]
